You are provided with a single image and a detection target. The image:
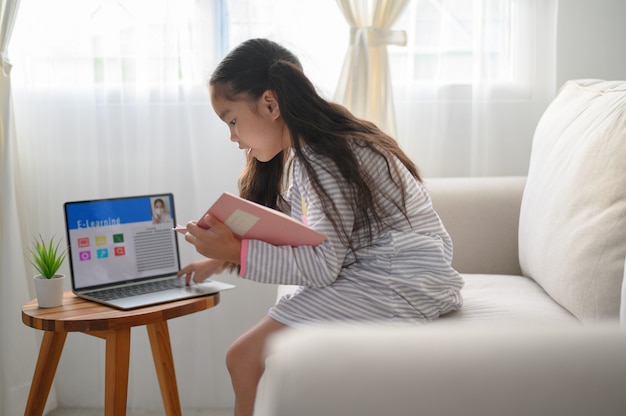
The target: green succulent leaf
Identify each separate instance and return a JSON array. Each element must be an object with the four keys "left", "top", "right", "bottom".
[{"left": 29, "top": 235, "right": 68, "bottom": 279}]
